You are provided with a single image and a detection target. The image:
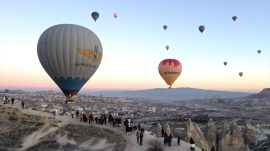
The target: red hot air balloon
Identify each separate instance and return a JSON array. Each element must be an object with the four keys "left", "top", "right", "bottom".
[{"left": 158, "top": 59, "right": 182, "bottom": 88}]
